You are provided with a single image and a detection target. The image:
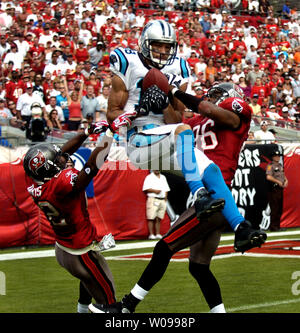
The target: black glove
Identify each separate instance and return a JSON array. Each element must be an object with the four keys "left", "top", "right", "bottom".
[{"left": 136, "top": 85, "right": 169, "bottom": 116}]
